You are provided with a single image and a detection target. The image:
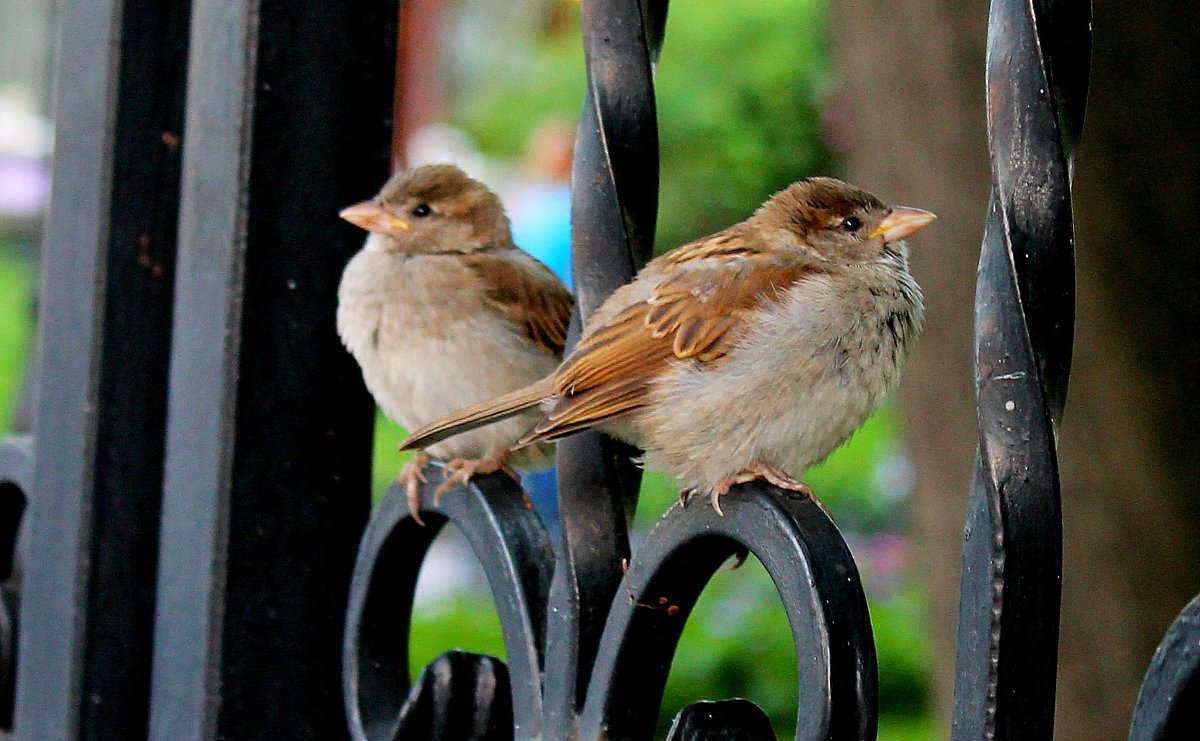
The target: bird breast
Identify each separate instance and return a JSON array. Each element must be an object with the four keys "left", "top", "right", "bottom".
[
  {"left": 337, "top": 248, "right": 559, "bottom": 461},
  {"left": 640, "top": 264, "right": 923, "bottom": 491}
]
